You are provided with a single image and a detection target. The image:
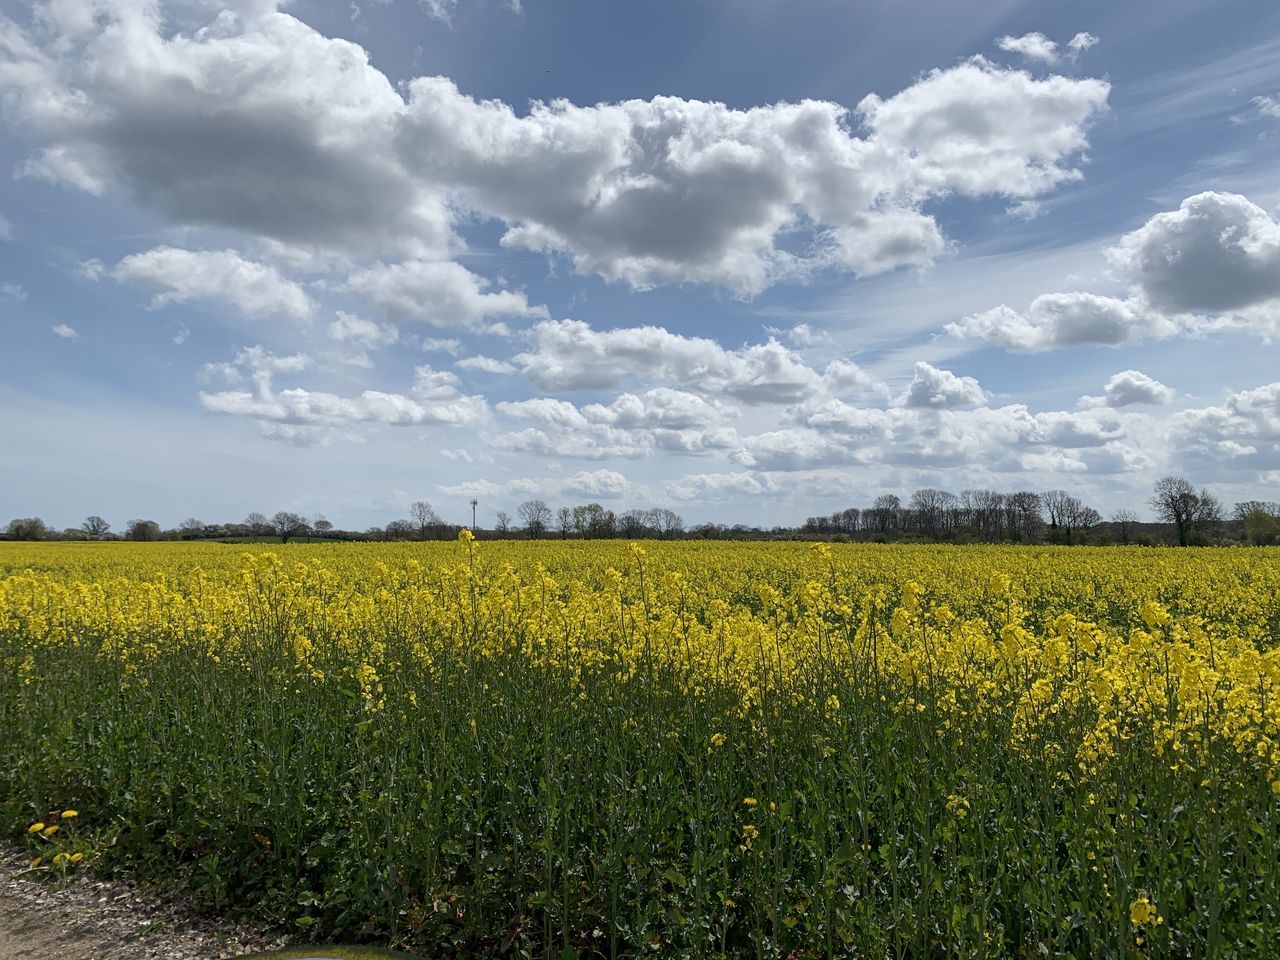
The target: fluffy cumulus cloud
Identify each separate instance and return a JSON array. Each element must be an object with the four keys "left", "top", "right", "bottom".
[
  {"left": 515, "top": 319, "right": 883, "bottom": 404},
  {"left": 563, "top": 468, "right": 628, "bottom": 499},
  {"left": 949, "top": 192, "right": 1280, "bottom": 351},
  {"left": 1106, "top": 192, "right": 1280, "bottom": 315},
  {"left": 493, "top": 389, "right": 737, "bottom": 460},
  {"left": 111, "top": 247, "right": 314, "bottom": 321},
  {"left": 995, "top": 32, "right": 1098, "bottom": 64},
  {"left": 1169, "top": 381, "right": 1280, "bottom": 472},
  {"left": 1, "top": 4, "right": 1109, "bottom": 297},
  {"left": 328, "top": 311, "right": 398, "bottom": 348},
  {"left": 344, "top": 260, "right": 546, "bottom": 331},
  {"left": 898, "top": 362, "right": 986, "bottom": 409},
  {"left": 666, "top": 471, "right": 781, "bottom": 501},
  {"left": 1080, "top": 370, "right": 1175, "bottom": 408},
  {"left": 199, "top": 345, "right": 487, "bottom": 441},
  {"left": 456, "top": 355, "right": 516, "bottom": 374}
]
